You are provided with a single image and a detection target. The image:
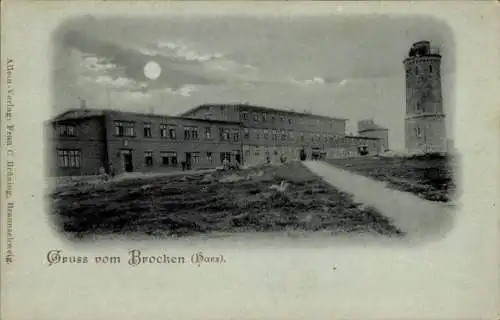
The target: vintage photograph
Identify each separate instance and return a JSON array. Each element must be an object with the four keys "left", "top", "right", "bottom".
[{"left": 45, "top": 15, "right": 457, "bottom": 242}]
